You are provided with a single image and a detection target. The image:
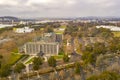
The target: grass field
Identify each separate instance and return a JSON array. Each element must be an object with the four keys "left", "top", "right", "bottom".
[
  {"left": 60, "top": 25, "right": 66, "bottom": 28},
  {"left": 55, "top": 31, "right": 64, "bottom": 34},
  {"left": 53, "top": 25, "right": 66, "bottom": 34},
  {"left": 40, "top": 28, "right": 44, "bottom": 31},
  {"left": 112, "top": 32, "right": 120, "bottom": 37},
  {"left": 53, "top": 55, "right": 64, "bottom": 60},
  {"left": 25, "top": 57, "right": 34, "bottom": 64},
  {"left": 7, "top": 53, "right": 24, "bottom": 65},
  {"left": 54, "top": 29, "right": 65, "bottom": 34}
]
